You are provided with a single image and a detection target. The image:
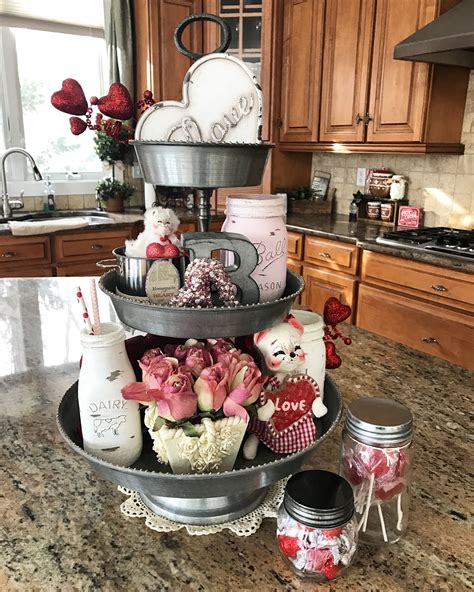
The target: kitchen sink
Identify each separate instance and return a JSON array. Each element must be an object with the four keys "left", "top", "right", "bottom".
[{"left": 0, "top": 210, "right": 114, "bottom": 226}]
